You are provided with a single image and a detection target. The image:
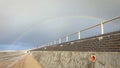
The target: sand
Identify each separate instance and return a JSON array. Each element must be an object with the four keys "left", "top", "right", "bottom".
[
  {"left": 0, "top": 61, "right": 12, "bottom": 68},
  {"left": 10, "top": 54, "right": 43, "bottom": 68}
]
